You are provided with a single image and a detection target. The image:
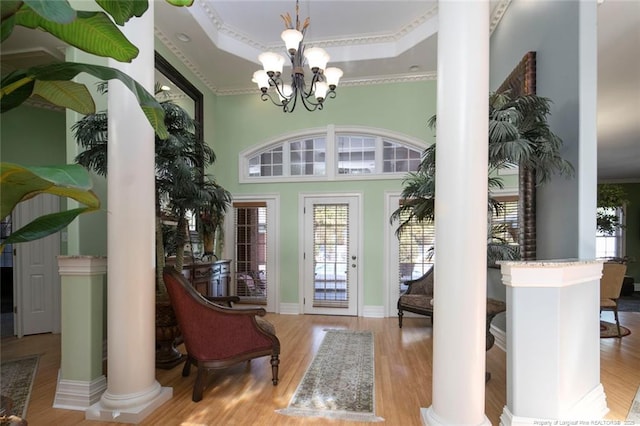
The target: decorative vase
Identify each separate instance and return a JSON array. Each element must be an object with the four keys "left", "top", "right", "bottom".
[{"left": 155, "top": 297, "right": 185, "bottom": 369}]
